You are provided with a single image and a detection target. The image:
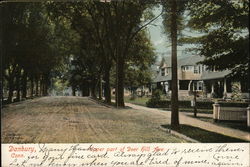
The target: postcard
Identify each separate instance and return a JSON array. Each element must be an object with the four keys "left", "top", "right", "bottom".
[{"left": 1, "top": 0, "right": 249, "bottom": 167}]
